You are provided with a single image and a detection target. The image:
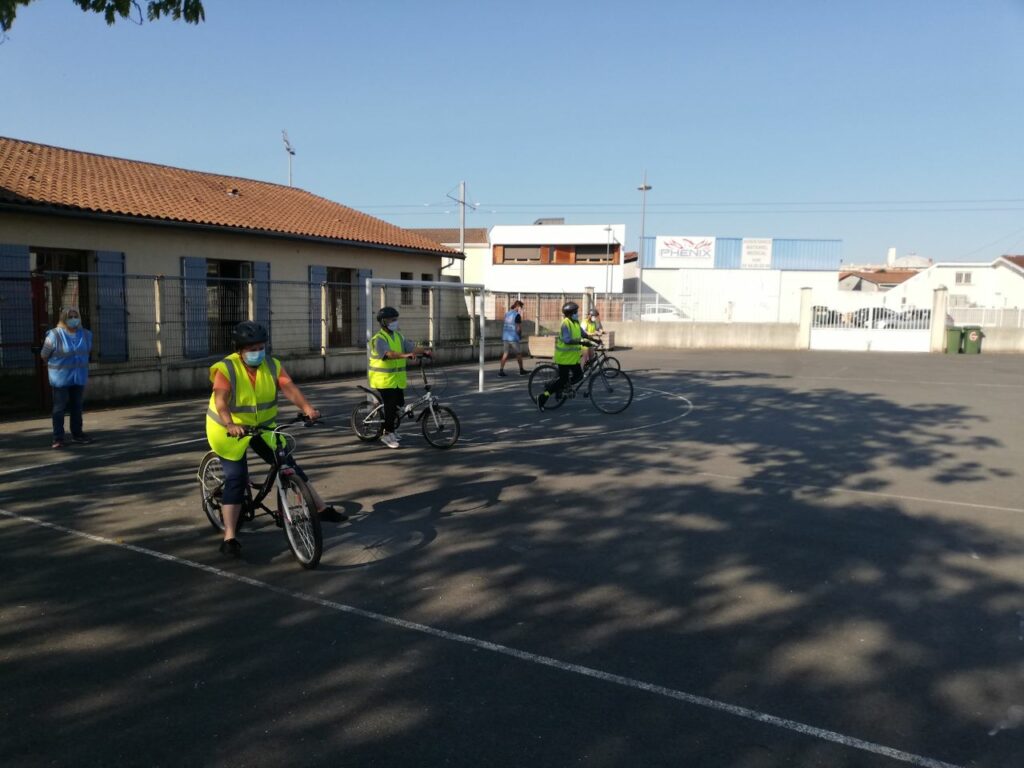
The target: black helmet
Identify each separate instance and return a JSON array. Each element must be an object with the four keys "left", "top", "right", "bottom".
[
  {"left": 377, "top": 306, "right": 400, "bottom": 326},
  {"left": 231, "top": 320, "right": 268, "bottom": 348},
  {"left": 562, "top": 301, "right": 579, "bottom": 317}
]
